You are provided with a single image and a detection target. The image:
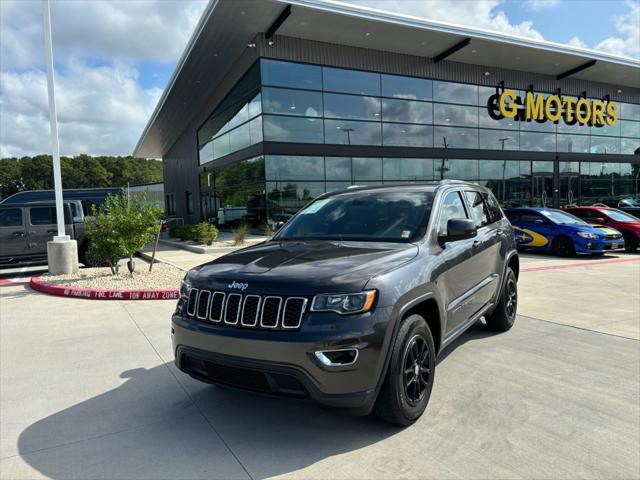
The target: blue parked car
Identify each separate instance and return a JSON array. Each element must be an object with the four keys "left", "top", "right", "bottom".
[{"left": 505, "top": 207, "right": 624, "bottom": 256}]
